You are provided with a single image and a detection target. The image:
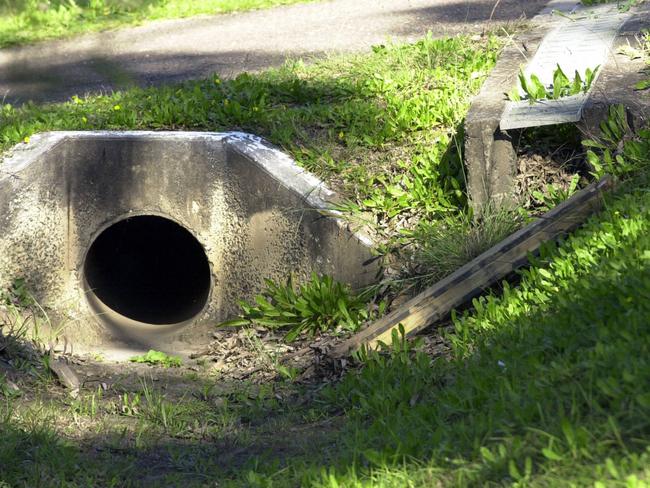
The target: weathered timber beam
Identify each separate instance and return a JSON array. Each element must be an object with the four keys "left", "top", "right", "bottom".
[{"left": 332, "top": 175, "right": 614, "bottom": 358}]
